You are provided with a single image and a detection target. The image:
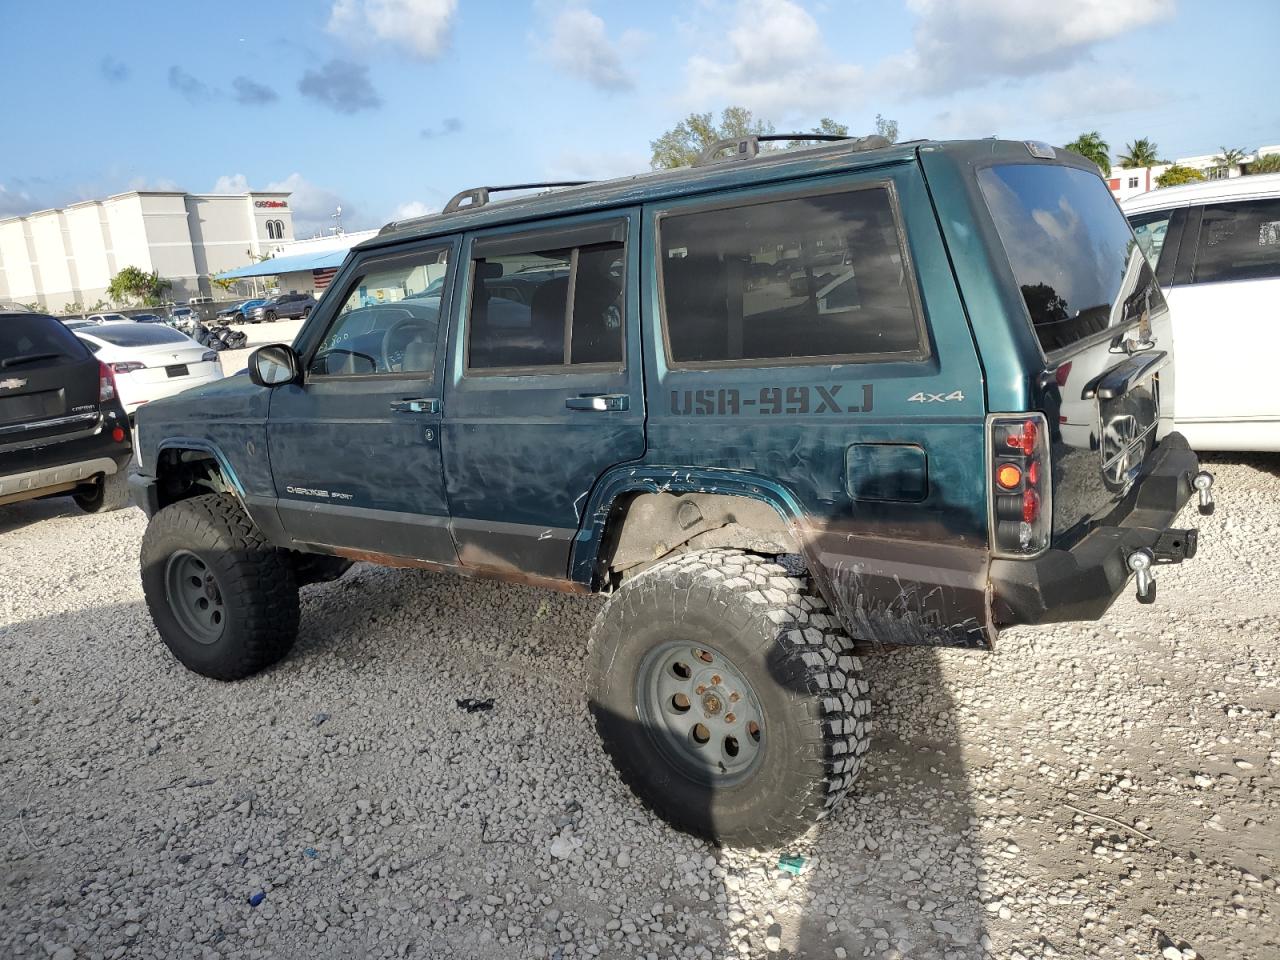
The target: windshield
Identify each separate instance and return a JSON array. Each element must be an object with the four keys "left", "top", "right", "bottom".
[
  {"left": 86, "top": 323, "right": 191, "bottom": 347},
  {"left": 978, "top": 163, "right": 1165, "bottom": 354}
]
